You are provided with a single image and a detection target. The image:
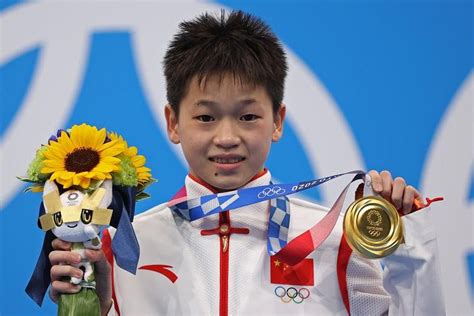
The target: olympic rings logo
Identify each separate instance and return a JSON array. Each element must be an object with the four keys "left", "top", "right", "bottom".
[
  {"left": 274, "top": 286, "right": 310, "bottom": 304},
  {"left": 257, "top": 186, "right": 286, "bottom": 199},
  {"left": 367, "top": 229, "right": 382, "bottom": 237}
]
